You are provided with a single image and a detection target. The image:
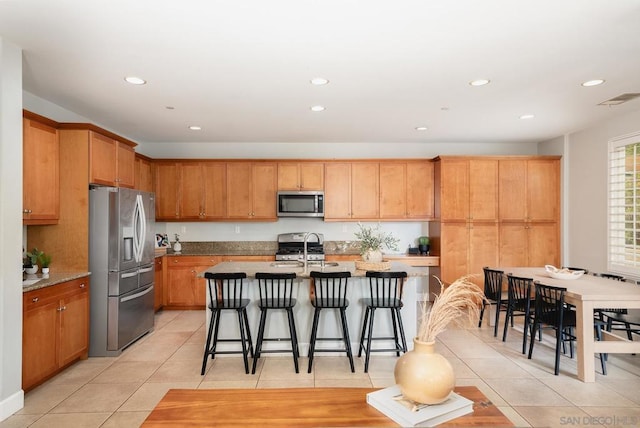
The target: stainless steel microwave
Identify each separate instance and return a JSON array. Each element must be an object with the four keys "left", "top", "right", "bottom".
[{"left": 277, "top": 191, "right": 324, "bottom": 217}]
